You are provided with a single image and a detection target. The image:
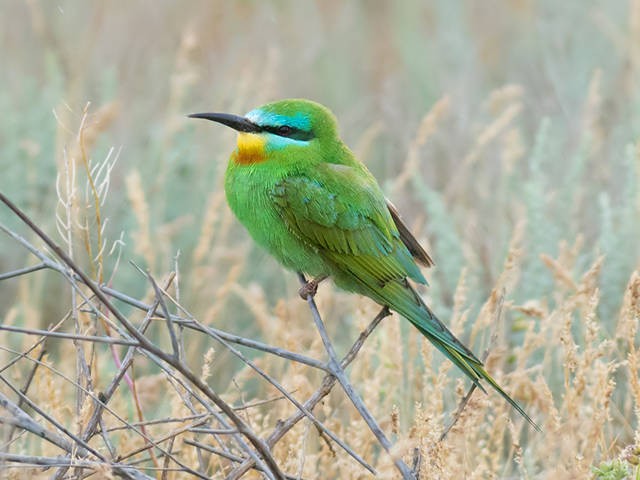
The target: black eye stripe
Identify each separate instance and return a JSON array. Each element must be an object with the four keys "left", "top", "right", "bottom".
[{"left": 261, "top": 125, "right": 315, "bottom": 141}]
